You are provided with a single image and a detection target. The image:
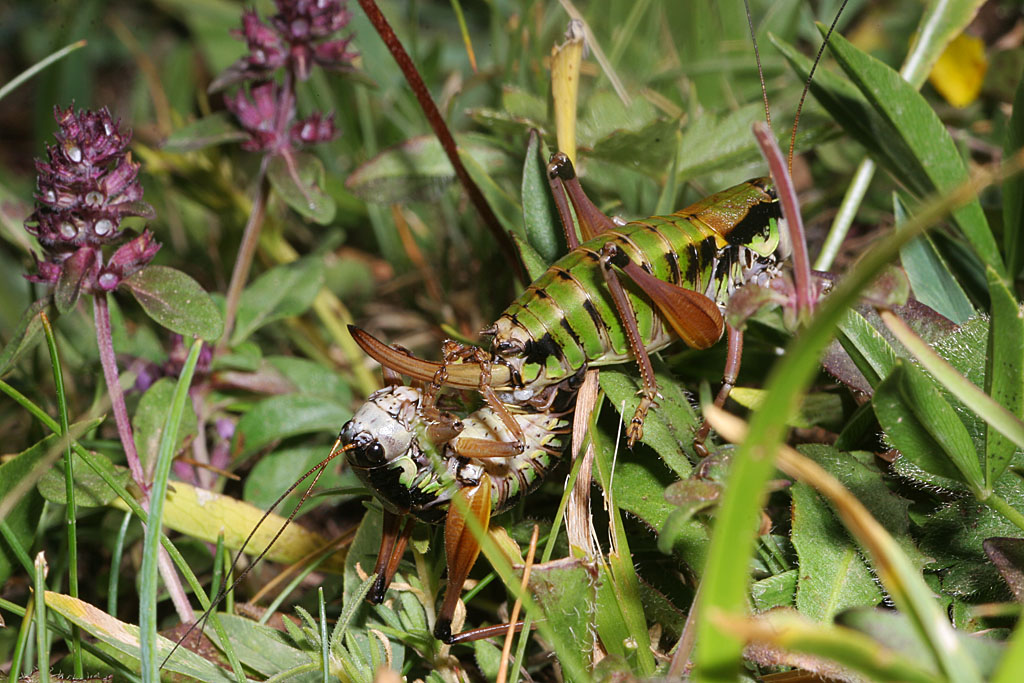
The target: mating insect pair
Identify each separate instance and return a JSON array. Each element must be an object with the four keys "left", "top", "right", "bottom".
[{"left": 339, "top": 149, "right": 792, "bottom": 642}]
